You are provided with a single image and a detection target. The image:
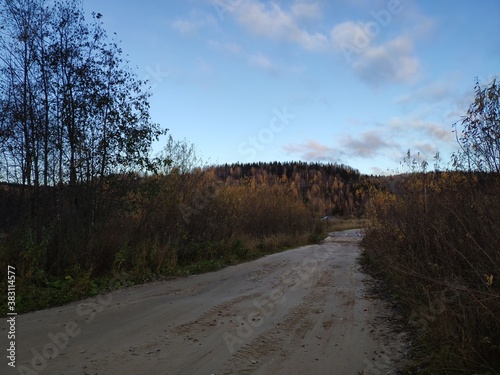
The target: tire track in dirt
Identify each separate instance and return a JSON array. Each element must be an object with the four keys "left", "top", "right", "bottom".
[
  {"left": 173, "top": 292, "right": 263, "bottom": 333},
  {"left": 217, "top": 269, "right": 334, "bottom": 374},
  {"left": 218, "top": 301, "right": 317, "bottom": 374},
  {"left": 247, "top": 259, "right": 290, "bottom": 282}
]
